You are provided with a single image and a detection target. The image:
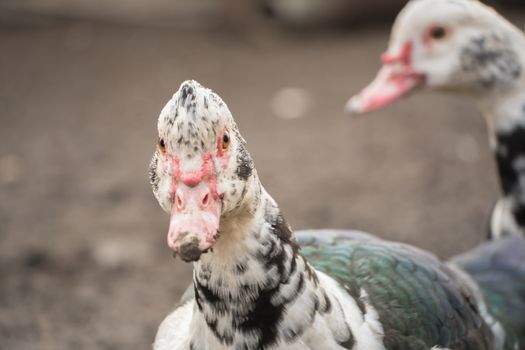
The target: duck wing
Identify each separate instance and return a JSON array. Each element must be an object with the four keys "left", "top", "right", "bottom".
[{"left": 299, "top": 229, "right": 493, "bottom": 350}]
